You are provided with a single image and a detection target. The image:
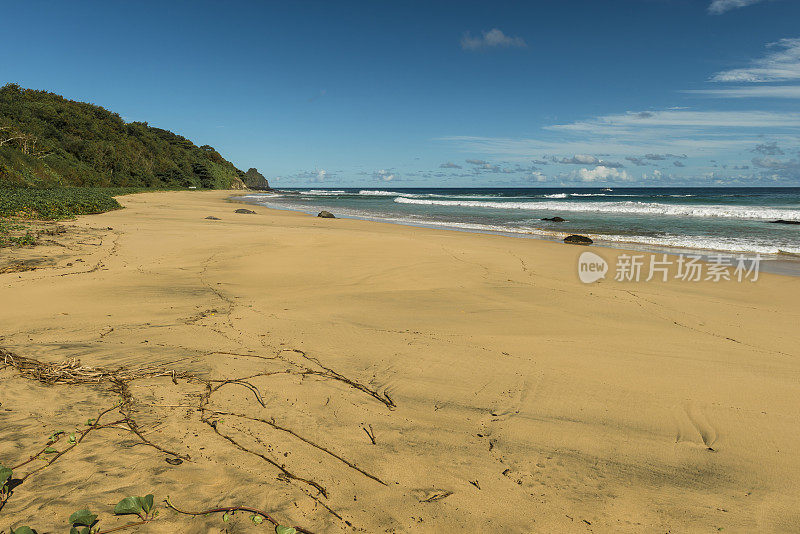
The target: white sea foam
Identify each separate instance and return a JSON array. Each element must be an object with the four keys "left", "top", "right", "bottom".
[
  {"left": 238, "top": 196, "right": 800, "bottom": 256},
  {"left": 393, "top": 197, "right": 800, "bottom": 220},
  {"left": 543, "top": 193, "right": 568, "bottom": 199},
  {"left": 569, "top": 193, "right": 637, "bottom": 197},
  {"left": 344, "top": 212, "right": 800, "bottom": 254},
  {"left": 297, "top": 189, "right": 347, "bottom": 196},
  {"left": 358, "top": 190, "right": 404, "bottom": 196}
]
